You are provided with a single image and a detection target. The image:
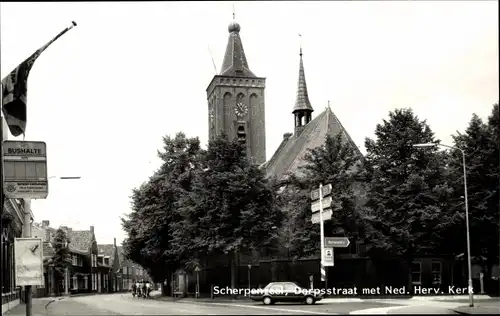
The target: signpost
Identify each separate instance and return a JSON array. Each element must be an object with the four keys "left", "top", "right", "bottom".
[
  {"left": 310, "top": 183, "right": 333, "bottom": 285},
  {"left": 2, "top": 141, "right": 48, "bottom": 199},
  {"left": 324, "top": 237, "right": 350, "bottom": 248},
  {"left": 195, "top": 266, "right": 200, "bottom": 298}
]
